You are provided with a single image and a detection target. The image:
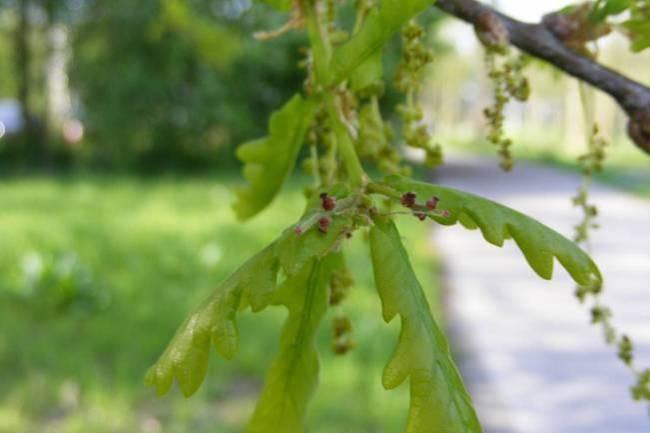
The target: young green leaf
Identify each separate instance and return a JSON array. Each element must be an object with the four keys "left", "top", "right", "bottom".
[
  {"left": 233, "top": 94, "right": 317, "bottom": 220},
  {"left": 144, "top": 244, "right": 278, "bottom": 397},
  {"left": 349, "top": 50, "right": 384, "bottom": 93},
  {"left": 590, "top": 0, "right": 630, "bottom": 21},
  {"left": 380, "top": 176, "right": 602, "bottom": 286},
  {"left": 329, "top": 0, "right": 432, "bottom": 85},
  {"left": 277, "top": 204, "right": 353, "bottom": 275},
  {"left": 370, "top": 218, "right": 482, "bottom": 433},
  {"left": 146, "top": 195, "right": 354, "bottom": 398},
  {"left": 623, "top": 18, "right": 650, "bottom": 52},
  {"left": 249, "top": 257, "right": 334, "bottom": 433}
]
